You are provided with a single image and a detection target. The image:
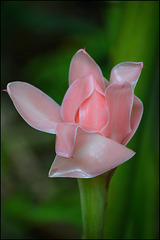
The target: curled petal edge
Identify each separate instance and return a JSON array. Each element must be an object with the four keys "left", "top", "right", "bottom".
[{"left": 110, "top": 61, "right": 143, "bottom": 89}]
